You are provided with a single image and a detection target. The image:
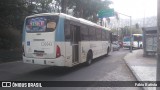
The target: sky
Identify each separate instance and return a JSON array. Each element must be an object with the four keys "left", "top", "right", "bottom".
[{"left": 110, "top": 0, "right": 157, "bottom": 19}]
